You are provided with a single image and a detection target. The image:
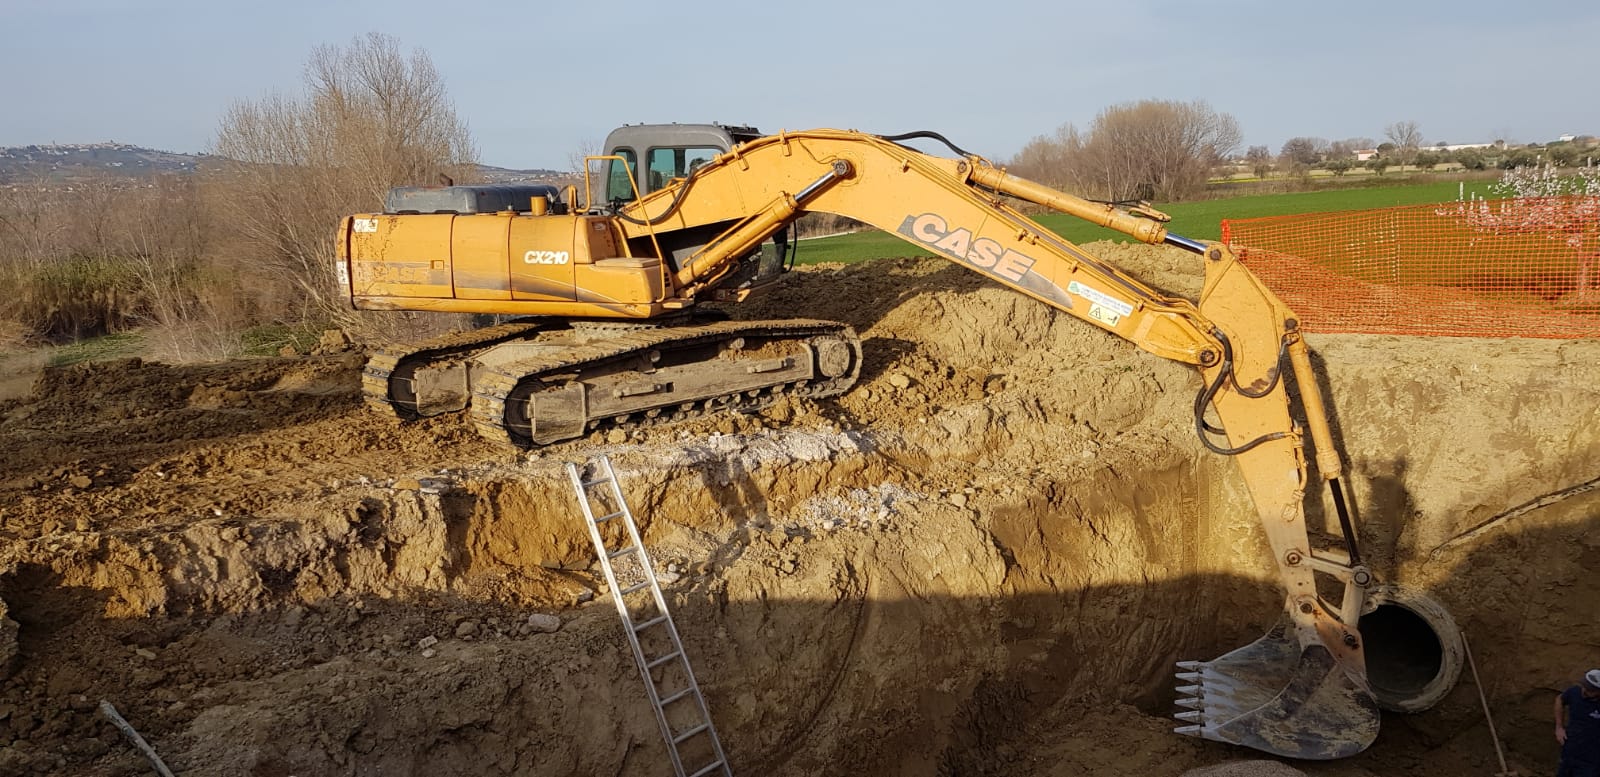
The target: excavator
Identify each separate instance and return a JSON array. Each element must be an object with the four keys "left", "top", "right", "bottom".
[{"left": 337, "top": 123, "right": 1460, "bottom": 760}]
